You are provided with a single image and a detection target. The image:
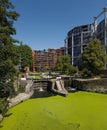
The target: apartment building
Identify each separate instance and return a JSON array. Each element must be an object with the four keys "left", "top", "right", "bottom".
[
  {"left": 96, "top": 19, "right": 107, "bottom": 53},
  {"left": 32, "top": 47, "right": 65, "bottom": 72},
  {"left": 67, "top": 24, "right": 93, "bottom": 66},
  {"left": 66, "top": 7, "right": 107, "bottom": 67}
]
